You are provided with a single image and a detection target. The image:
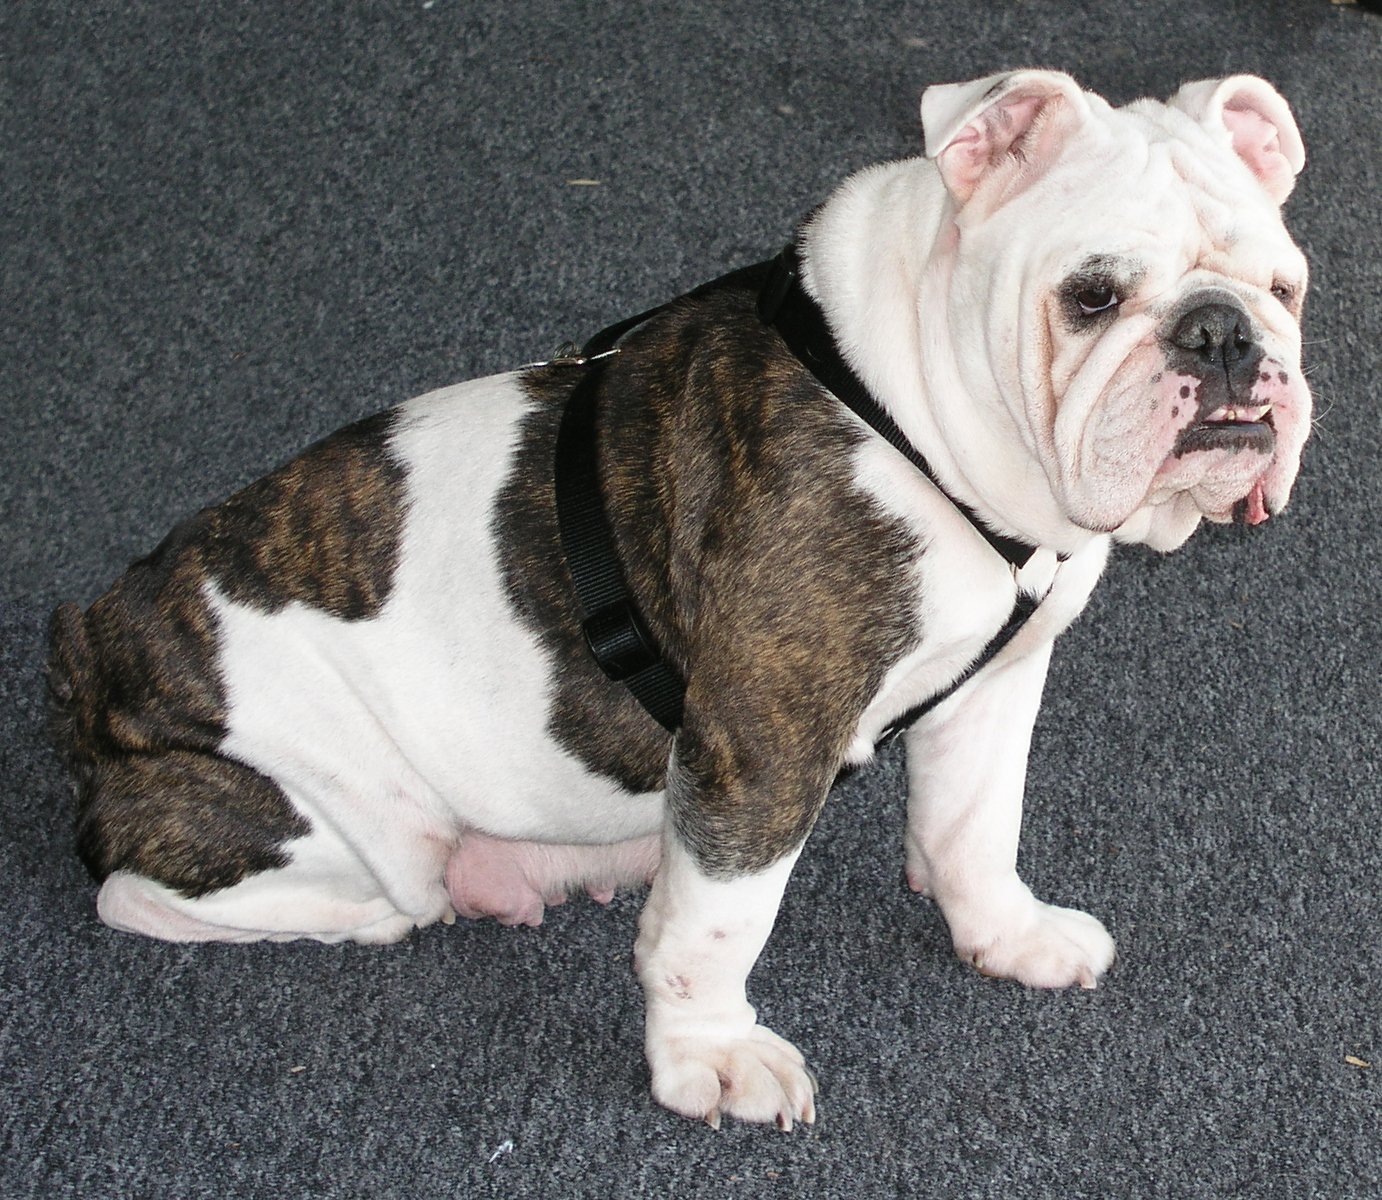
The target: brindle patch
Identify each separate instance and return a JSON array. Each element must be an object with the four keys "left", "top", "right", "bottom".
[
  {"left": 48, "top": 410, "right": 407, "bottom": 896},
  {"left": 496, "top": 271, "right": 921, "bottom": 877},
  {"left": 204, "top": 410, "right": 408, "bottom": 619}
]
